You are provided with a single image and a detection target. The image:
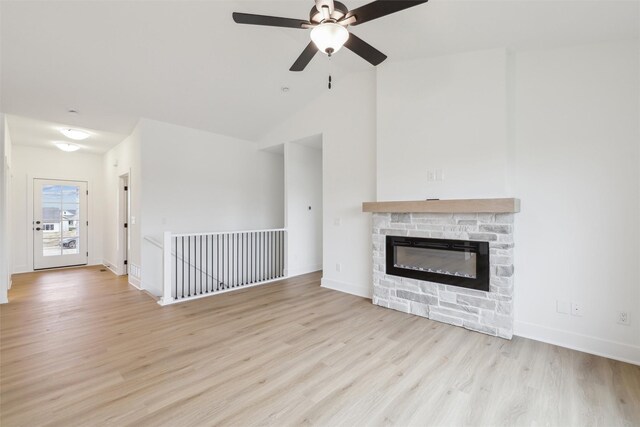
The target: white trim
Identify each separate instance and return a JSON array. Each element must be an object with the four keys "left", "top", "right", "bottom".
[
  {"left": 157, "top": 275, "right": 286, "bottom": 306},
  {"left": 128, "top": 275, "right": 142, "bottom": 289},
  {"left": 321, "top": 277, "right": 372, "bottom": 299},
  {"left": 171, "top": 228, "right": 287, "bottom": 238},
  {"left": 12, "top": 265, "right": 29, "bottom": 274},
  {"left": 103, "top": 260, "right": 122, "bottom": 276},
  {"left": 13, "top": 260, "right": 102, "bottom": 275},
  {"left": 117, "top": 173, "right": 130, "bottom": 277},
  {"left": 143, "top": 235, "right": 162, "bottom": 249},
  {"left": 287, "top": 264, "right": 322, "bottom": 278},
  {"left": 514, "top": 320, "right": 640, "bottom": 366}
]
